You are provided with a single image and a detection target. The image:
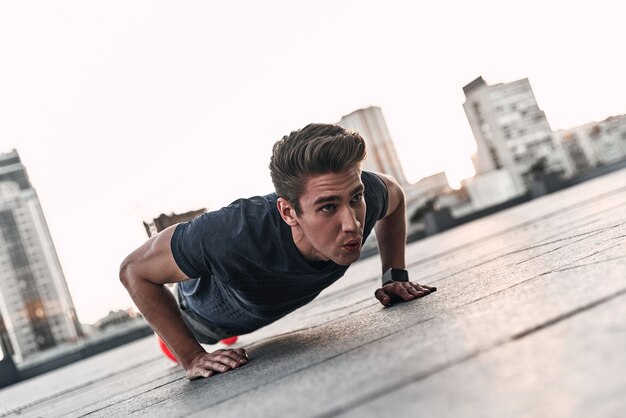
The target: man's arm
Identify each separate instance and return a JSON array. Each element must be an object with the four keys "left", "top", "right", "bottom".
[
  {"left": 372, "top": 173, "right": 436, "bottom": 306},
  {"left": 119, "top": 225, "right": 247, "bottom": 379}
]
